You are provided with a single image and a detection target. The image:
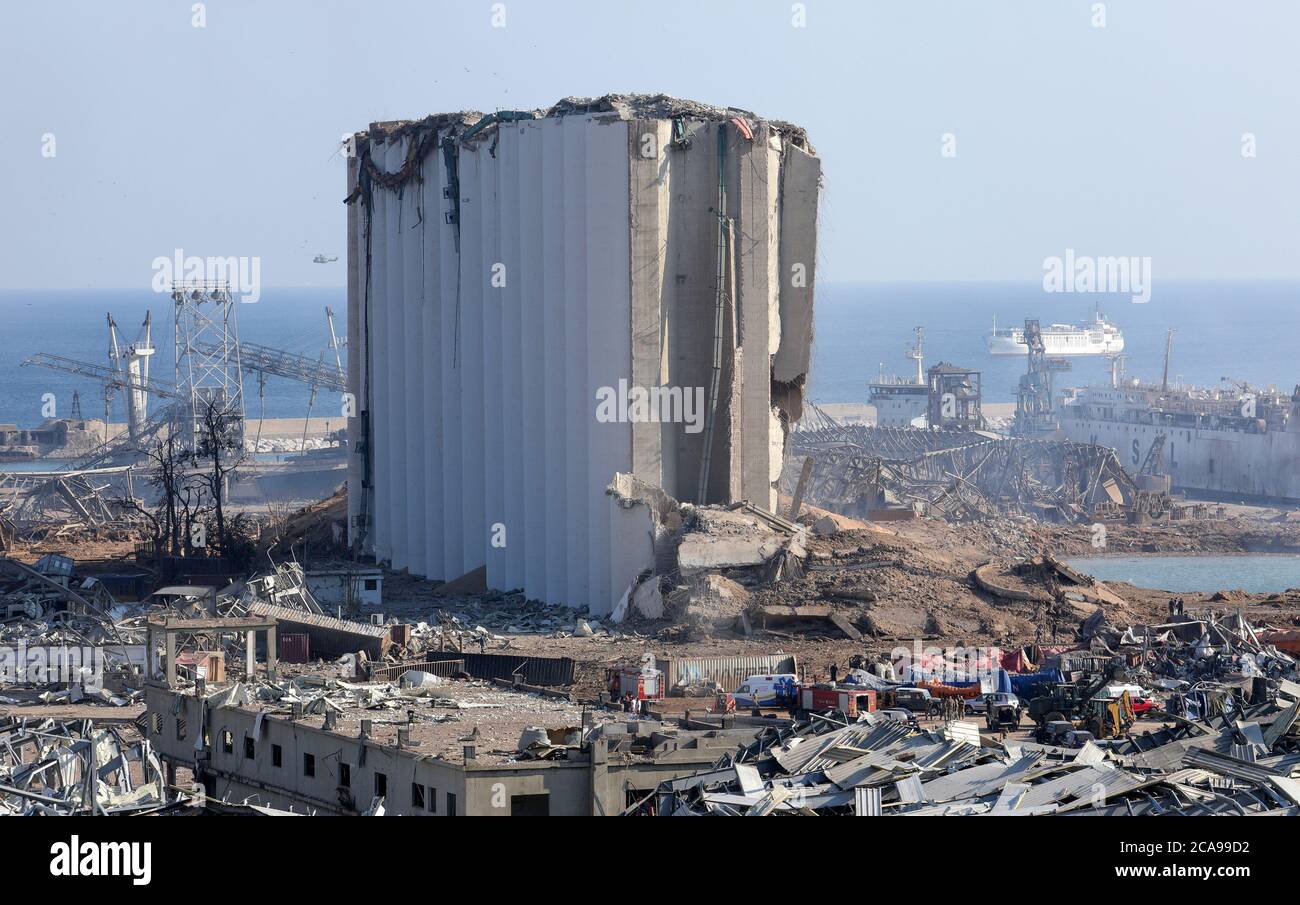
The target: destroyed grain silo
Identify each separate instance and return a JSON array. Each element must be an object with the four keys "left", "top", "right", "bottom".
[{"left": 344, "top": 95, "right": 821, "bottom": 614}]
